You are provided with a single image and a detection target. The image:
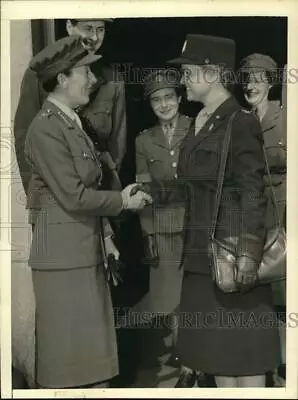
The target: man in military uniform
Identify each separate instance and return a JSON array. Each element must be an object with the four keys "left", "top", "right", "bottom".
[{"left": 14, "top": 18, "right": 126, "bottom": 204}]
